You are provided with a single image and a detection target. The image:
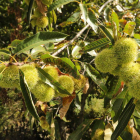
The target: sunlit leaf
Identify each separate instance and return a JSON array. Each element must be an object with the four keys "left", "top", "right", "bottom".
[
  {"left": 83, "top": 37, "right": 110, "bottom": 52},
  {"left": 41, "top": 54, "right": 80, "bottom": 78},
  {"left": 87, "top": 9, "right": 98, "bottom": 33},
  {"left": 19, "top": 70, "right": 39, "bottom": 121},
  {"left": 14, "top": 32, "right": 67, "bottom": 55},
  {"left": 123, "top": 21, "right": 136, "bottom": 36},
  {"left": 134, "top": 34, "right": 140, "bottom": 39},
  {"left": 99, "top": 25, "right": 114, "bottom": 45},
  {"left": 111, "top": 11, "right": 119, "bottom": 40},
  {"left": 79, "top": 3, "right": 87, "bottom": 25},
  {"left": 48, "top": 0, "right": 75, "bottom": 11}
]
